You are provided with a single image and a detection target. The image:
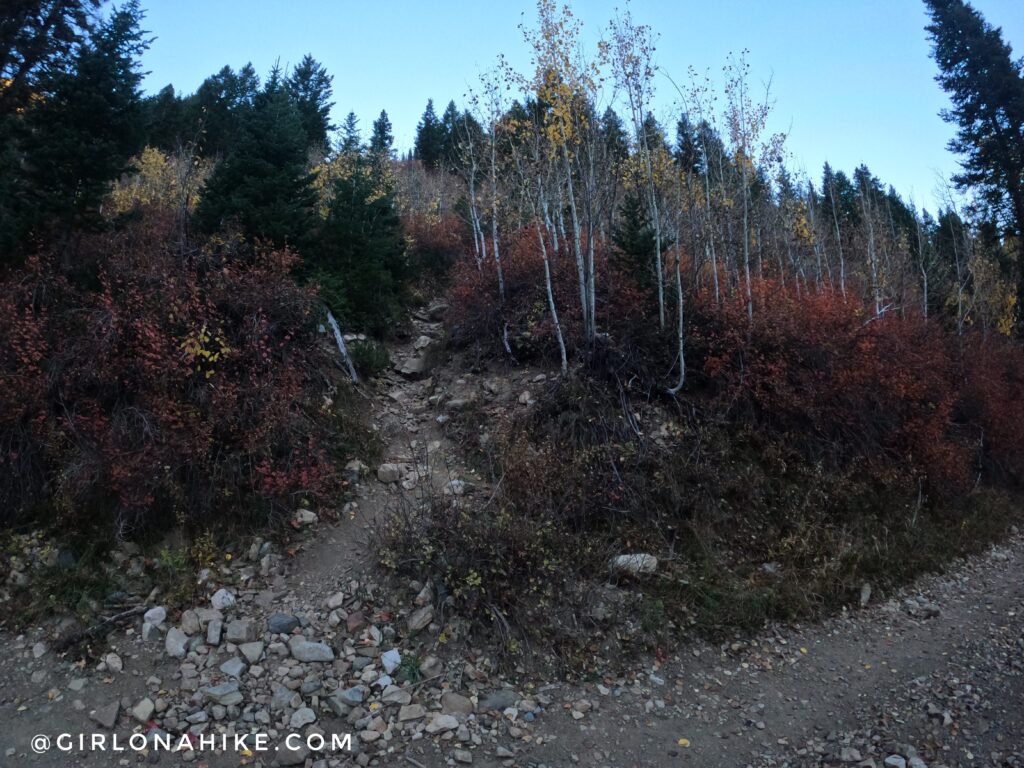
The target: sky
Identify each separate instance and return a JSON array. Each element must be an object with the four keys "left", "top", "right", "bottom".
[{"left": 137, "top": 0, "right": 1023, "bottom": 212}]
